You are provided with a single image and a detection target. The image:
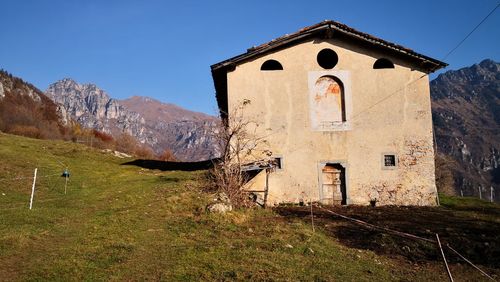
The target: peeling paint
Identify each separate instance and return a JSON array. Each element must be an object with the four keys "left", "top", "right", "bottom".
[
  {"left": 400, "top": 139, "right": 433, "bottom": 168},
  {"left": 312, "top": 76, "right": 343, "bottom": 128}
]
